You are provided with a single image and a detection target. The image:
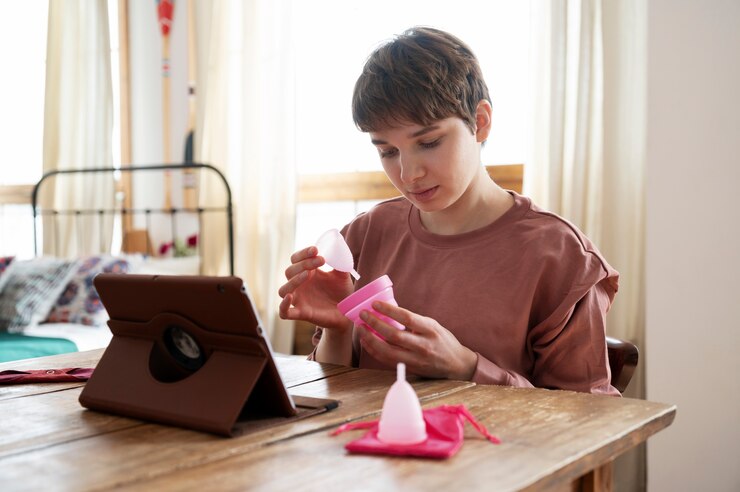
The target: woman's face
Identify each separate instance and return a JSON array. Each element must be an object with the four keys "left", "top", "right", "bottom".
[{"left": 368, "top": 114, "right": 485, "bottom": 214}]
